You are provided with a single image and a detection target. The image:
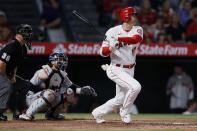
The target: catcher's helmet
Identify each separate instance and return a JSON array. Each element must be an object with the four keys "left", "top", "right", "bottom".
[
  {"left": 120, "top": 7, "right": 137, "bottom": 22},
  {"left": 16, "top": 24, "right": 33, "bottom": 49},
  {"left": 49, "top": 52, "right": 68, "bottom": 71}
]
